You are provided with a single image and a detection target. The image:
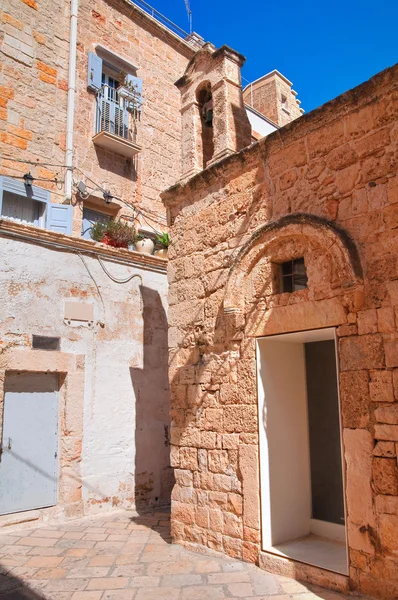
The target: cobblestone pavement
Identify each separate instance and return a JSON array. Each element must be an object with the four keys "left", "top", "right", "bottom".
[{"left": 0, "top": 510, "right": 360, "bottom": 600}]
